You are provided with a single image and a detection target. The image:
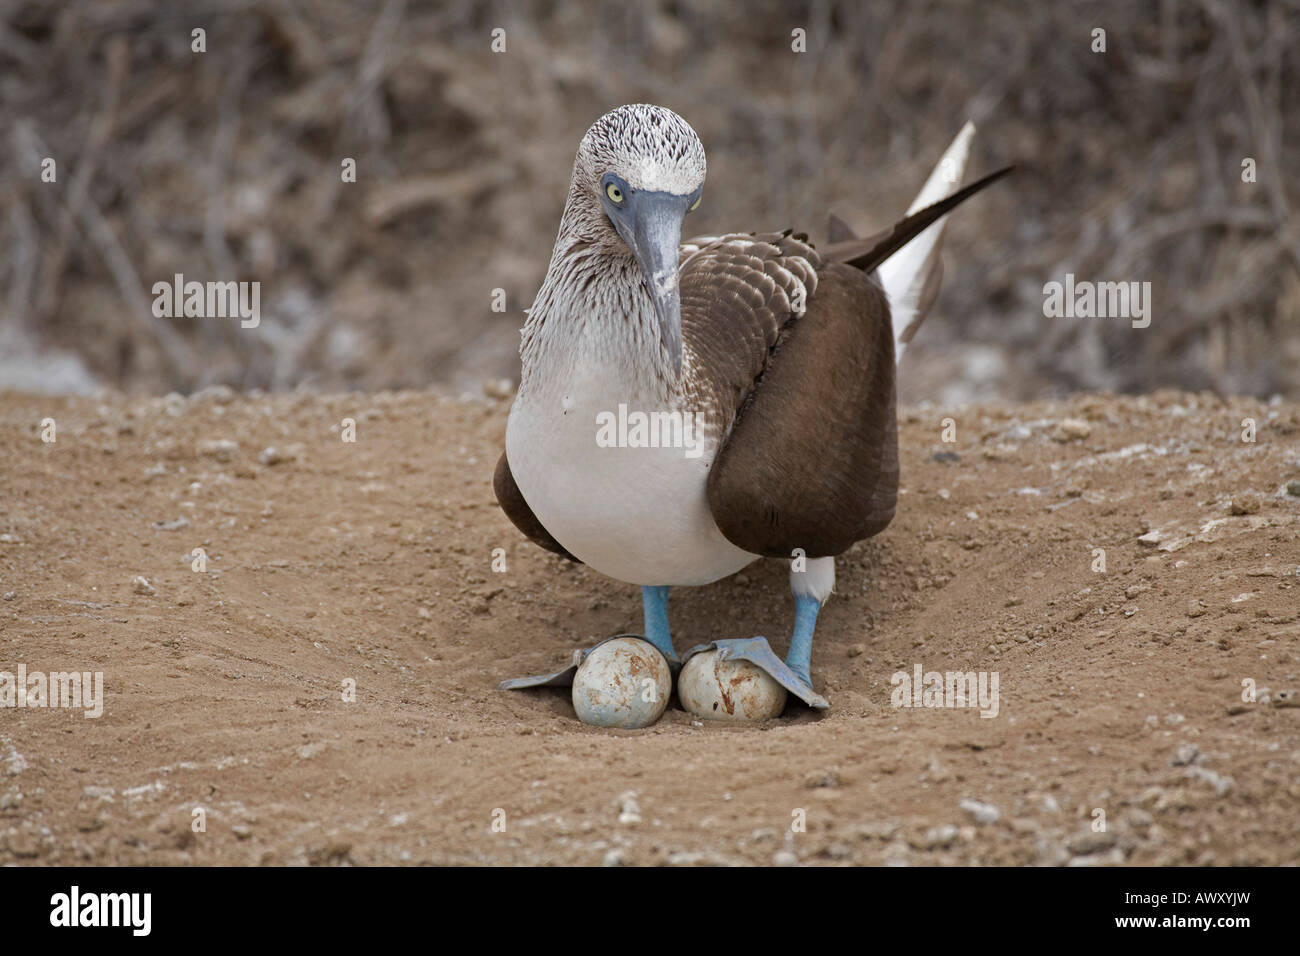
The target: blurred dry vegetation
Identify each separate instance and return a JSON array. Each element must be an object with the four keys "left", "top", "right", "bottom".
[{"left": 0, "top": 0, "right": 1296, "bottom": 401}]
